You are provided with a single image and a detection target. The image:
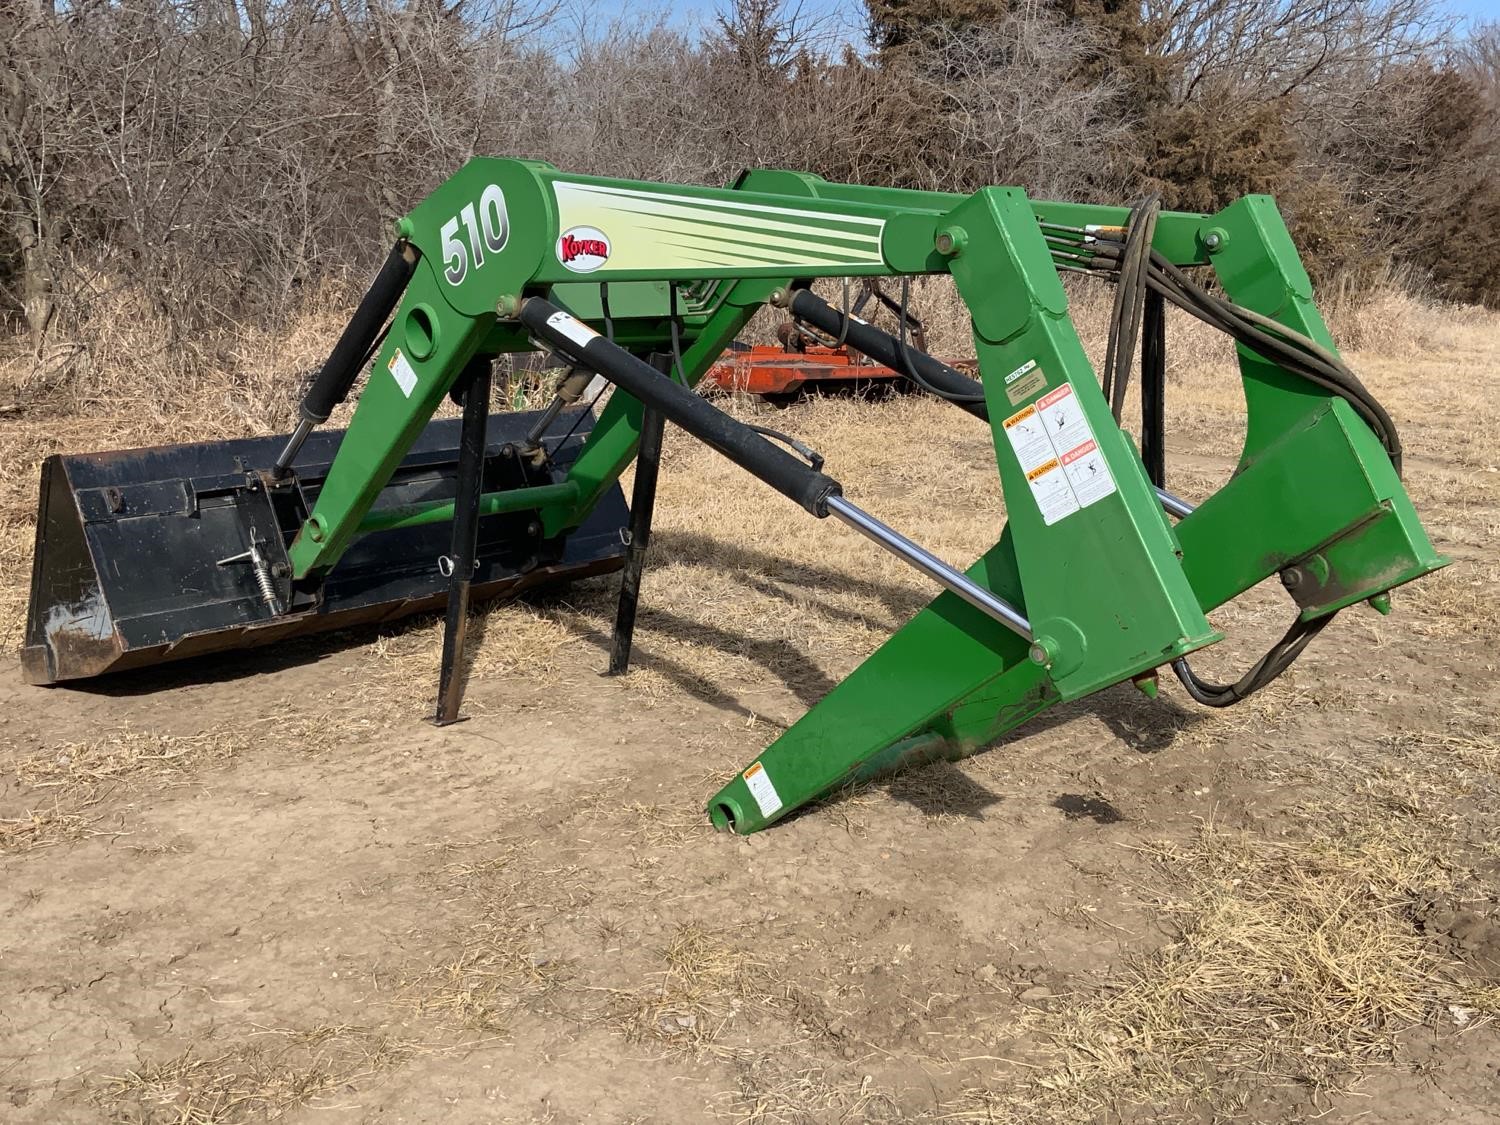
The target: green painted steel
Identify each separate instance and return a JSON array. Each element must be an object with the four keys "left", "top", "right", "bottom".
[
  {"left": 1171, "top": 195, "right": 1447, "bottom": 616},
  {"left": 357, "top": 481, "right": 580, "bottom": 534},
  {"left": 276, "top": 157, "right": 1447, "bottom": 835},
  {"left": 708, "top": 187, "right": 1221, "bottom": 833}
]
